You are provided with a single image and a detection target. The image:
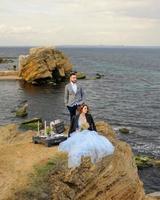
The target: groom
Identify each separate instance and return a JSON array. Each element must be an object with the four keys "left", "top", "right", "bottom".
[{"left": 64, "top": 72, "right": 85, "bottom": 121}]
